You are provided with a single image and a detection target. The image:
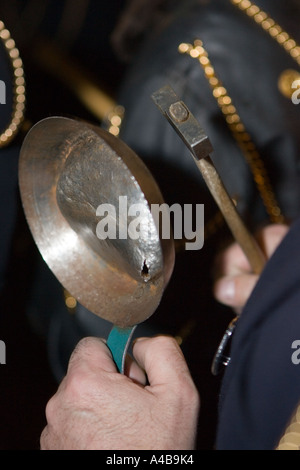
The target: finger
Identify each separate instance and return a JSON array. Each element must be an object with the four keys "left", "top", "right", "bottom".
[
  {"left": 214, "top": 273, "right": 258, "bottom": 309},
  {"left": 40, "top": 426, "right": 48, "bottom": 450},
  {"left": 123, "top": 354, "right": 147, "bottom": 385},
  {"left": 256, "top": 223, "right": 289, "bottom": 258},
  {"left": 40, "top": 425, "right": 55, "bottom": 450},
  {"left": 132, "top": 336, "right": 193, "bottom": 389},
  {"left": 214, "top": 224, "right": 289, "bottom": 280},
  {"left": 214, "top": 242, "right": 252, "bottom": 280},
  {"left": 68, "top": 337, "right": 148, "bottom": 385},
  {"left": 67, "top": 337, "right": 117, "bottom": 375}
]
